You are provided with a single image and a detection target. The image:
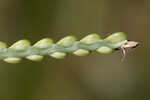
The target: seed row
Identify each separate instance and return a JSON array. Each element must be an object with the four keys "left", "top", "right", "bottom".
[{"left": 0, "top": 32, "right": 127, "bottom": 63}]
